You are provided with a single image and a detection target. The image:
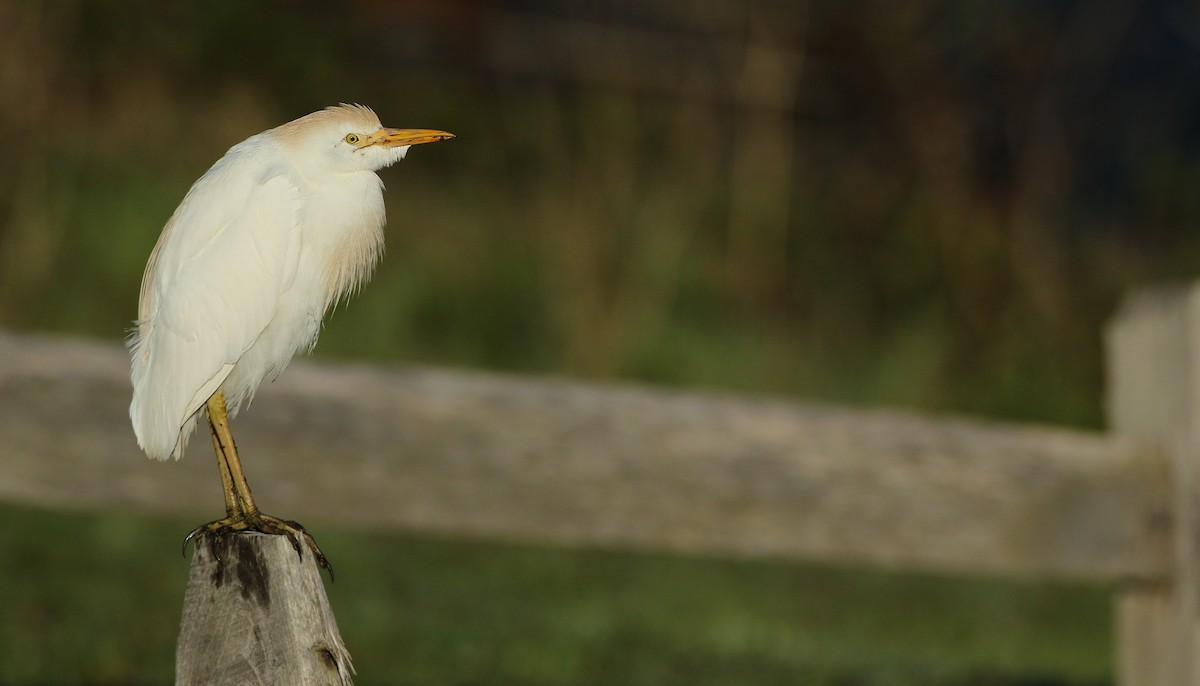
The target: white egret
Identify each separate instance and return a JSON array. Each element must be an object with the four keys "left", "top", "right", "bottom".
[{"left": 128, "top": 104, "right": 453, "bottom": 568}]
